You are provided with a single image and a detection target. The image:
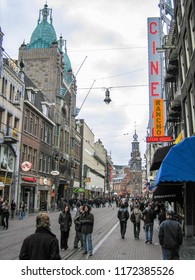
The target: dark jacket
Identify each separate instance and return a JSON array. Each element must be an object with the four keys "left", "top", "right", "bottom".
[
  {"left": 142, "top": 207, "right": 156, "bottom": 224},
  {"left": 80, "top": 211, "right": 94, "bottom": 234},
  {"left": 159, "top": 218, "right": 183, "bottom": 249},
  {"left": 19, "top": 227, "right": 61, "bottom": 260},
  {"left": 58, "top": 212, "right": 72, "bottom": 232},
  {"left": 117, "top": 206, "right": 129, "bottom": 222}
]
